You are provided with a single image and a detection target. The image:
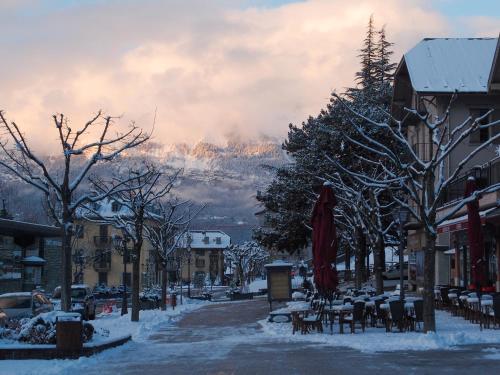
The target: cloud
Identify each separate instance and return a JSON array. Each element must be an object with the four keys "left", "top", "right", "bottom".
[{"left": 0, "top": 0, "right": 497, "bottom": 153}]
